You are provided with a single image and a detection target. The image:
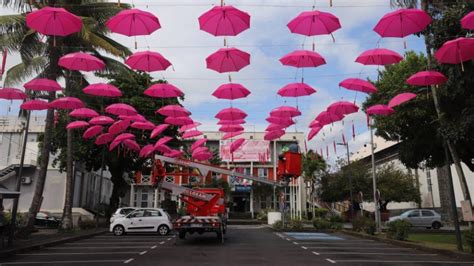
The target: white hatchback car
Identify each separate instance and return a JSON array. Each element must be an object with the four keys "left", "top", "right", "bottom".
[
  {"left": 110, "top": 208, "right": 173, "bottom": 236},
  {"left": 110, "top": 207, "right": 137, "bottom": 224}
]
